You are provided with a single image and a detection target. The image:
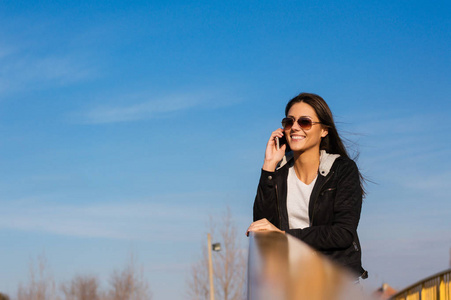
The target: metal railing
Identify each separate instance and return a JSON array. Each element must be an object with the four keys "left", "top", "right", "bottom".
[
  {"left": 390, "top": 269, "right": 451, "bottom": 300},
  {"left": 247, "top": 231, "right": 369, "bottom": 300}
]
